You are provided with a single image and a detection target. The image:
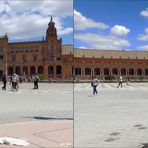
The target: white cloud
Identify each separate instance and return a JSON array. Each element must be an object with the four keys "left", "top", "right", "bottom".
[
  {"left": 78, "top": 46, "right": 89, "bottom": 49},
  {"left": 138, "top": 45, "right": 148, "bottom": 51},
  {"left": 138, "top": 34, "right": 148, "bottom": 41},
  {"left": 58, "top": 27, "right": 73, "bottom": 36},
  {"left": 75, "top": 33, "right": 130, "bottom": 50},
  {"left": 110, "top": 25, "right": 130, "bottom": 36},
  {"left": 74, "top": 9, "right": 109, "bottom": 30},
  {"left": 0, "top": 0, "right": 73, "bottom": 41},
  {"left": 140, "top": 8, "right": 148, "bottom": 17},
  {"left": 145, "top": 28, "right": 148, "bottom": 33},
  {"left": 138, "top": 28, "right": 148, "bottom": 41}
]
